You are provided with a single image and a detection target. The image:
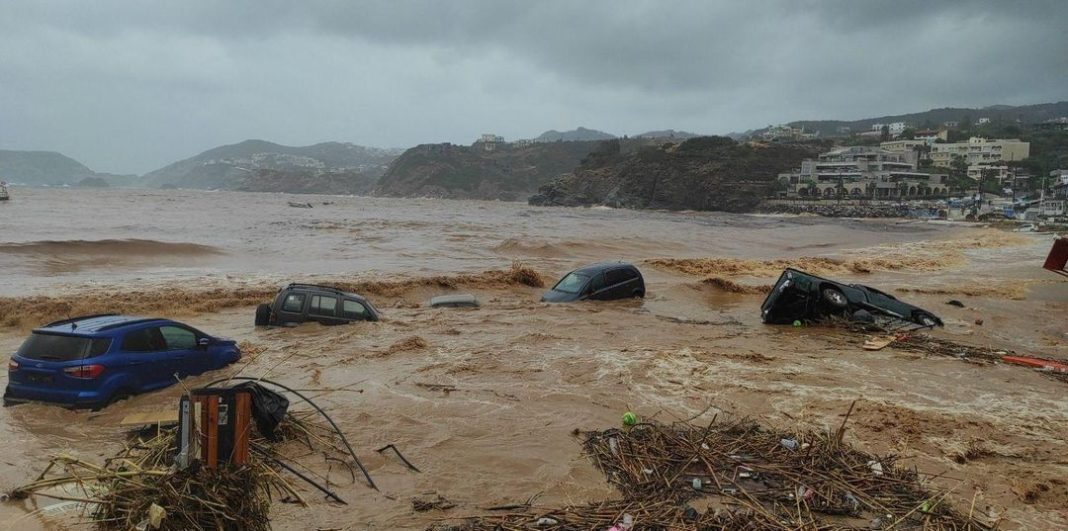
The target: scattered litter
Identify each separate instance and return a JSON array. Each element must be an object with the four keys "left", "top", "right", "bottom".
[
  {"left": 862, "top": 335, "right": 897, "bottom": 351},
  {"left": 436, "top": 414, "right": 995, "bottom": 530},
  {"left": 412, "top": 493, "right": 455, "bottom": 512},
  {"left": 780, "top": 438, "right": 798, "bottom": 450}
]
